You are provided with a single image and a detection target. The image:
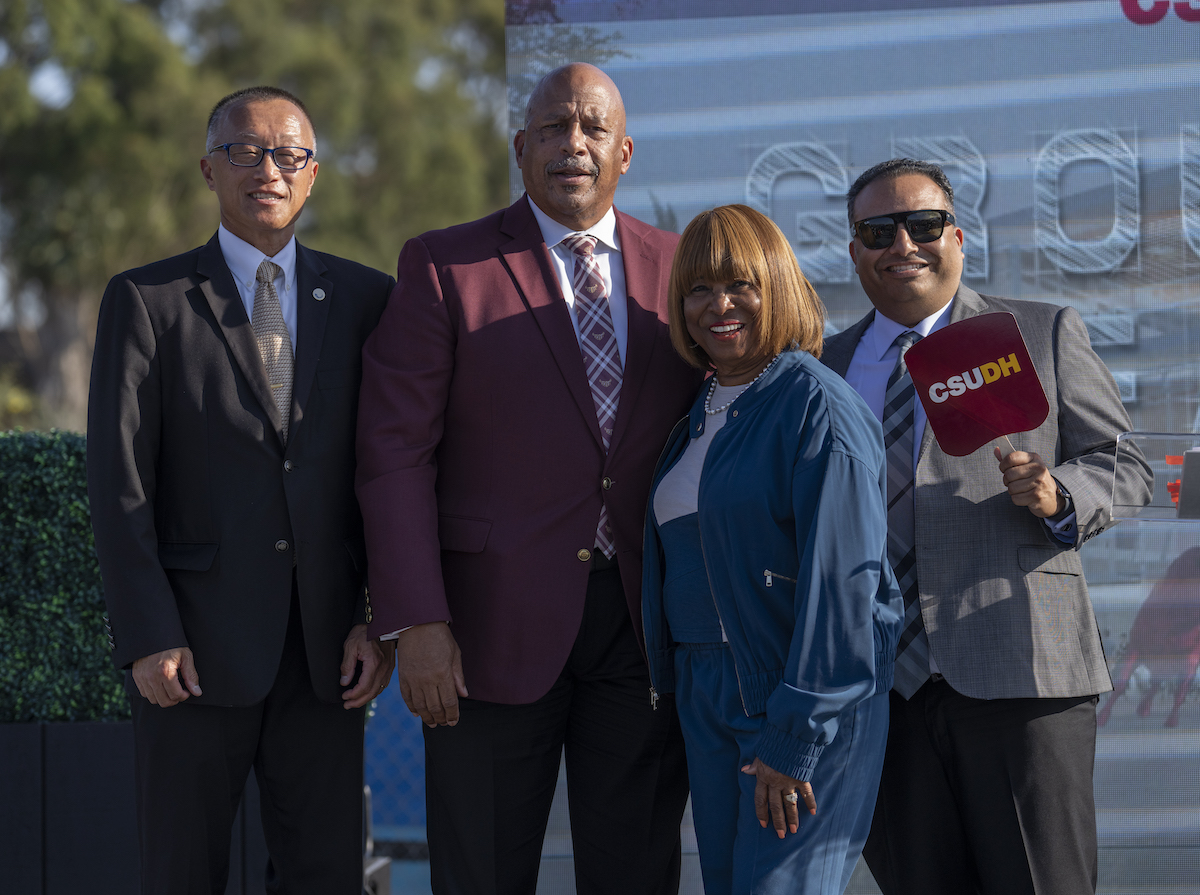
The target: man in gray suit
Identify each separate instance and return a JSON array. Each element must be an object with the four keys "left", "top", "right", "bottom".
[{"left": 822, "top": 158, "right": 1152, "bottom": 895}]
